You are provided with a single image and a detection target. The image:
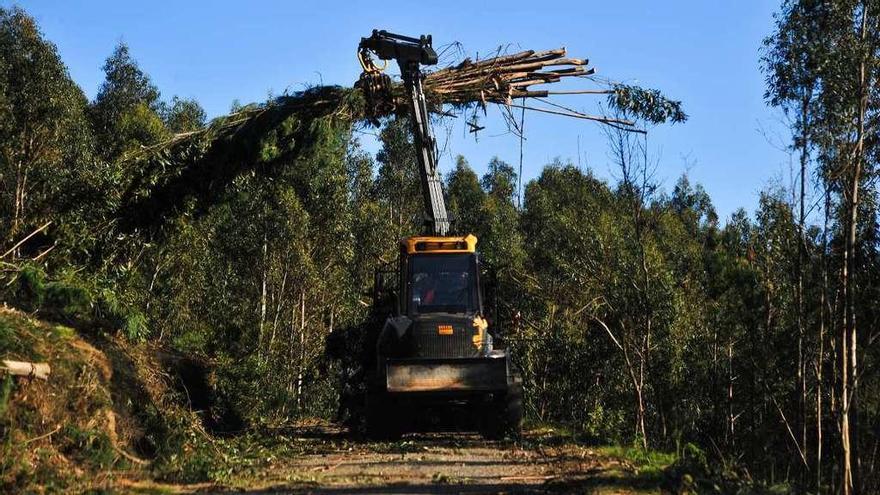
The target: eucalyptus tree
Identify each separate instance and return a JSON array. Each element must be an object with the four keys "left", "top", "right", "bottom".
[
  {"left": 605, "top": 124, "right": 654, "bottom": 447},
  {"left": 90, "top": 43, "right": 167, "bottom": 163},
  {"left": 763, "top": 1, "right": 826, "bottom": 482},
  {"left": 812, "top": 4, "right": 880, "bottom": 492},
  {"left": 374, "top": 117, "right": 422, "bottom": 239},
  {"left": 446, "top": 155, "right": 484, "bottom": 237},
  {"left": 163, "top": 97, "right": 207, "bottom": 134},
  {"left": 0, "top": 7, "right": 93, "bottom": 253},
  {"left": 765, "top": 2, "right": 880, "bottom": 491},
  {"left": 518, "top": 163, "right": 621, "bottom": 427}
]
